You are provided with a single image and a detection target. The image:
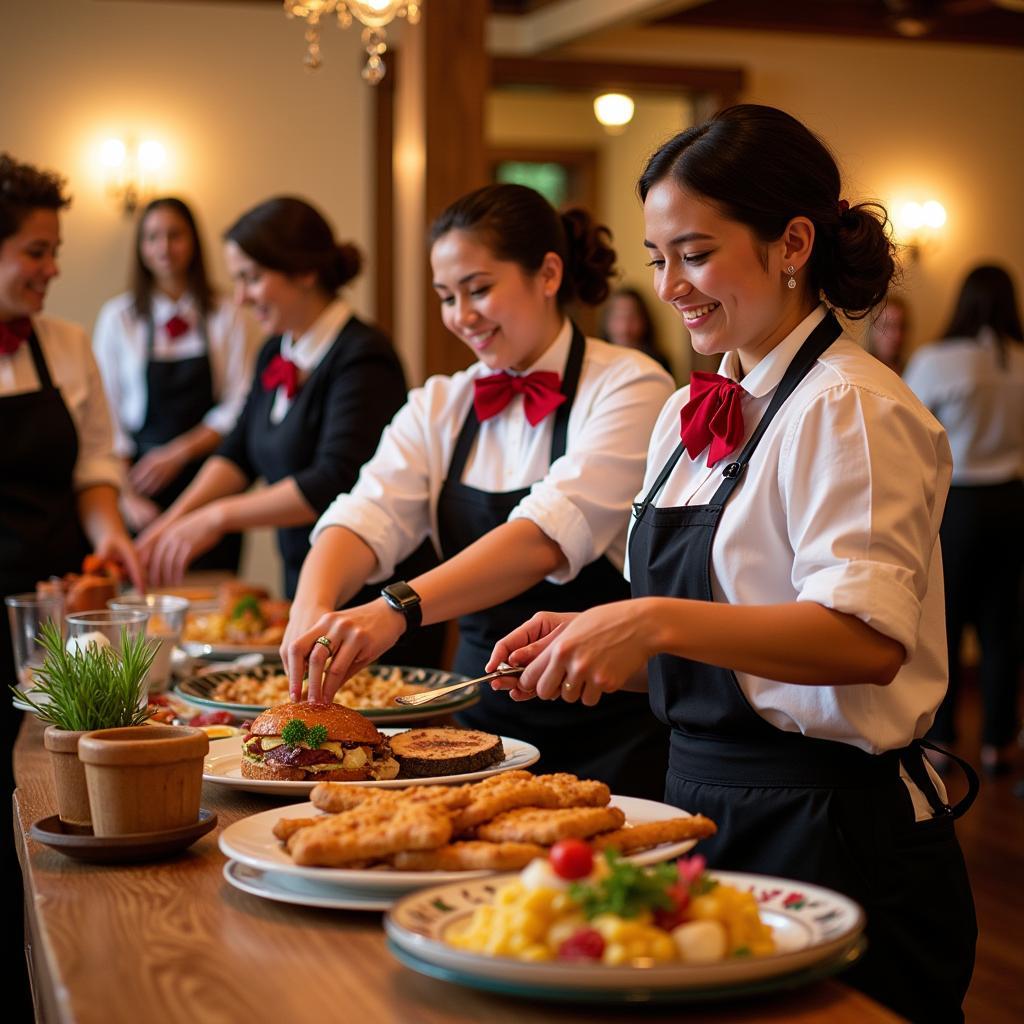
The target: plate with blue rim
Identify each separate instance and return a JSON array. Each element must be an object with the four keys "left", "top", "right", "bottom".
[{"left": 174, "top": 663, "right": 481, "bottom": 722}]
